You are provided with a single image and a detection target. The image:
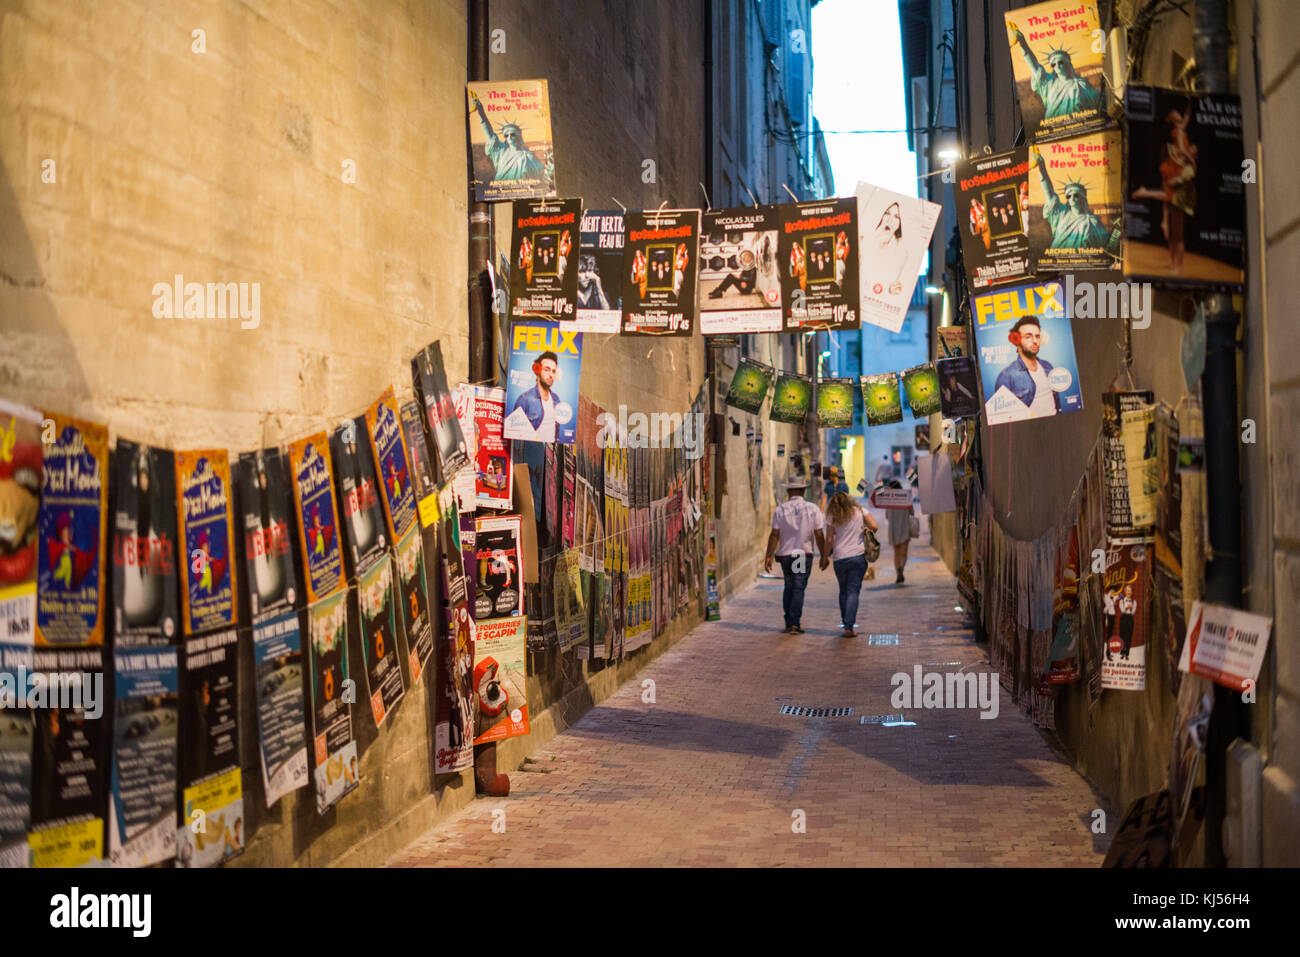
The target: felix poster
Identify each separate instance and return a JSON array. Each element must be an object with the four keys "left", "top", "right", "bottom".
[
  {"left": 467, "top": 79, "right": 556, "bottom": 202},
  {"left": 699, "top": 205, "right": 783, "bottom": 334},
  {"left": 621, "top": 208, "right": 701, "bottom": 336},
  {"left": 779, "top": 197, "right": 859, "bottom": 331},
  {"left": 109, "top": 644, "right": 178, "bottom": 867},
  {"left": 954, "top": 148, "right": 1033, "bottom": 292},
  {"left": 503, "top": 320, "right": 582, "bottom": 445},
  {"left": 1027, "top": 131, "right": 1123, "bottom": 272},
  {"left": 972, "top": 280, "right": 1084, "bottom": 425},
  {"left": 1100, "top": 538, "right": 1151, "bottom": 691},
  {"left": 1004, "top": 0, "right": 1109, "bottom": 143},
  {"left": 307, "top": 589, "right": 358, "bottom": 813},
  {"left": 854, "top": 183, "right": 939, "bottom": 333},
  {"left": 177, "top": 628, "right": 242, "bottom": 867},
  {"left": 575, "top": 209, "right": 625, "bottom": 333},
  {"left": 175, "top": 449, "right": 237, "bottom": 635},
  {"left": 288, "top": 434, "right": 344, "bottom": 605},
  {"left": 235, "top": 448, "right": 299, "bottom": 621},
  {"left": 112, "top": 439, "right": 179, "bottom": 647},
  {"left": 509, "top": 197, "right": 581, "bottom": 321}
]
